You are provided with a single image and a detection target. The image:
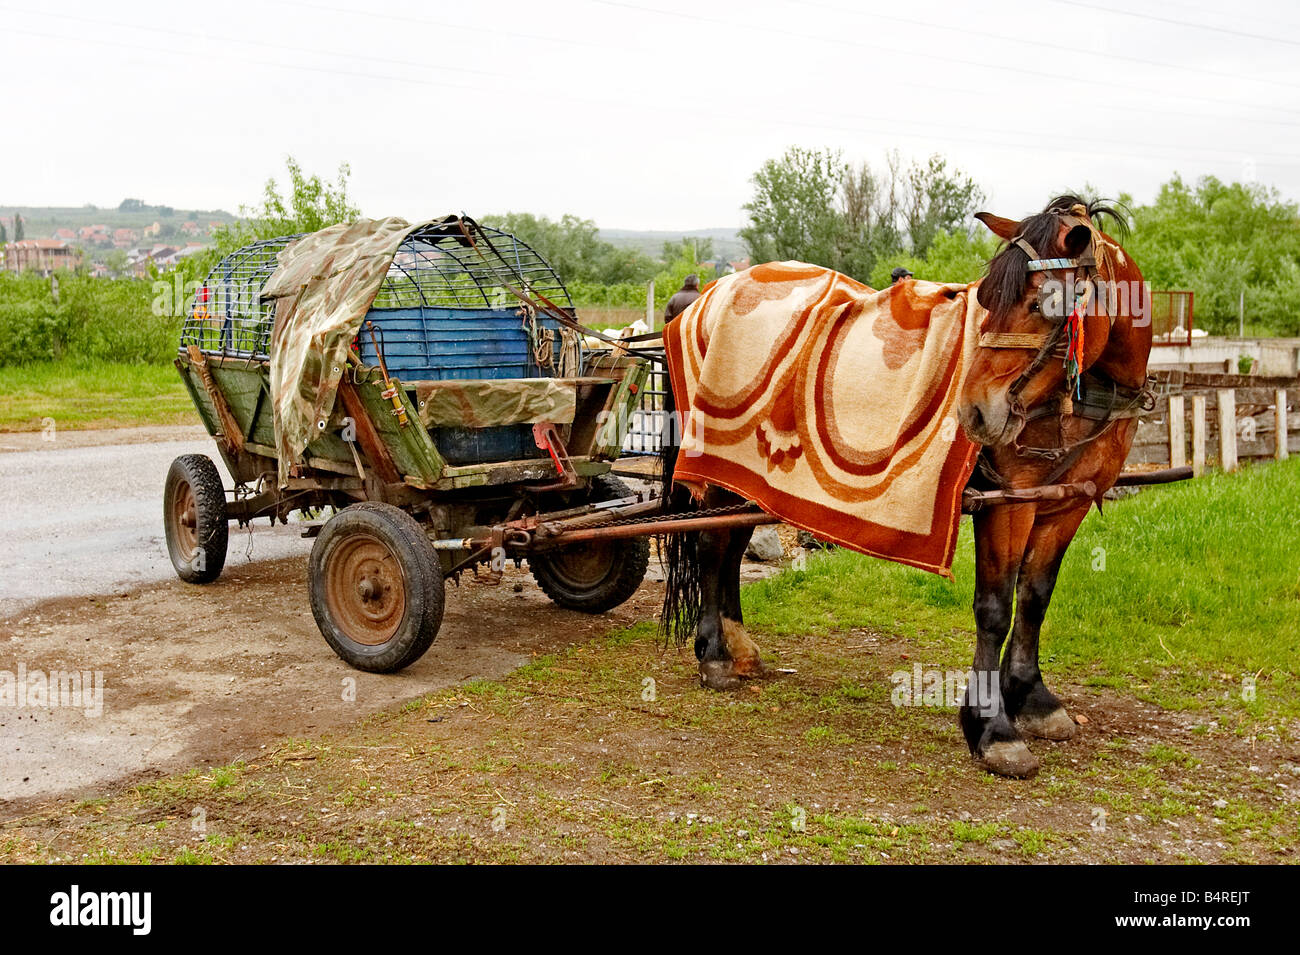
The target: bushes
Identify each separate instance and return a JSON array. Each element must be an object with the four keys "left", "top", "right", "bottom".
[{"left": 0, "top": 271, "right": 180, "bottom": 366}]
